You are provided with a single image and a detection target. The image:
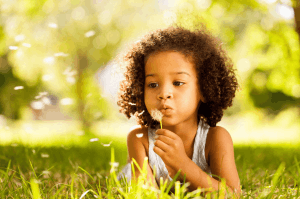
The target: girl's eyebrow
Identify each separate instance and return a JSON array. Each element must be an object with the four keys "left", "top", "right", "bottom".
[{"left": 145, "top": 72, "right": 191, "bottom": 78}]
